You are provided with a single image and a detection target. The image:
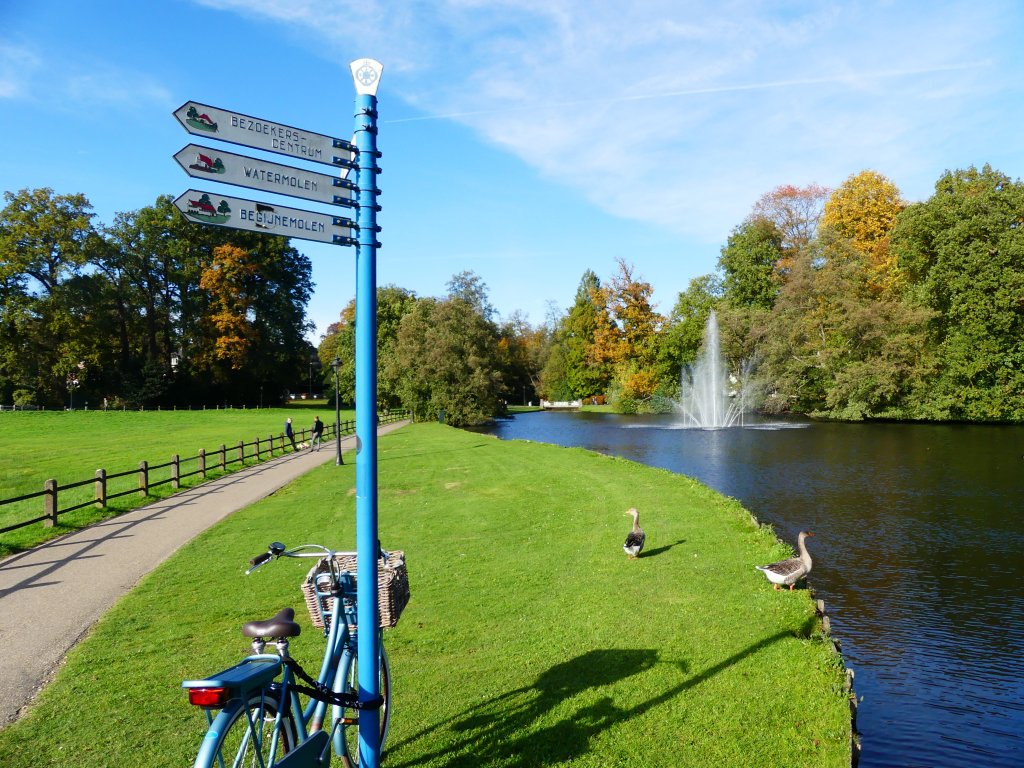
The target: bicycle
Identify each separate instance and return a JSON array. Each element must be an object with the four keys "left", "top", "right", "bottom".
[{"left": 182, "top": 542, "right": 409, "bottom": 767}]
